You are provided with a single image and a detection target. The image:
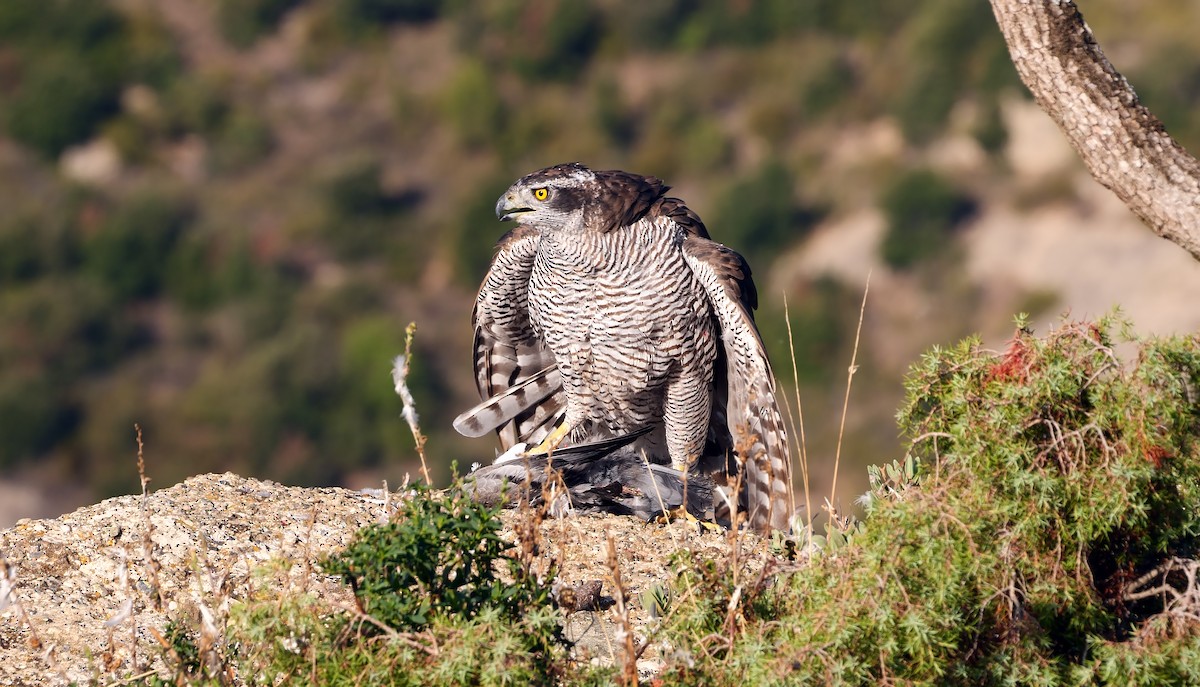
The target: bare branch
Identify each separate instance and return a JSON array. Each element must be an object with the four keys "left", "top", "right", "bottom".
[{"left": 989, "top": 0, "right": 1200, "bottom": 260}]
